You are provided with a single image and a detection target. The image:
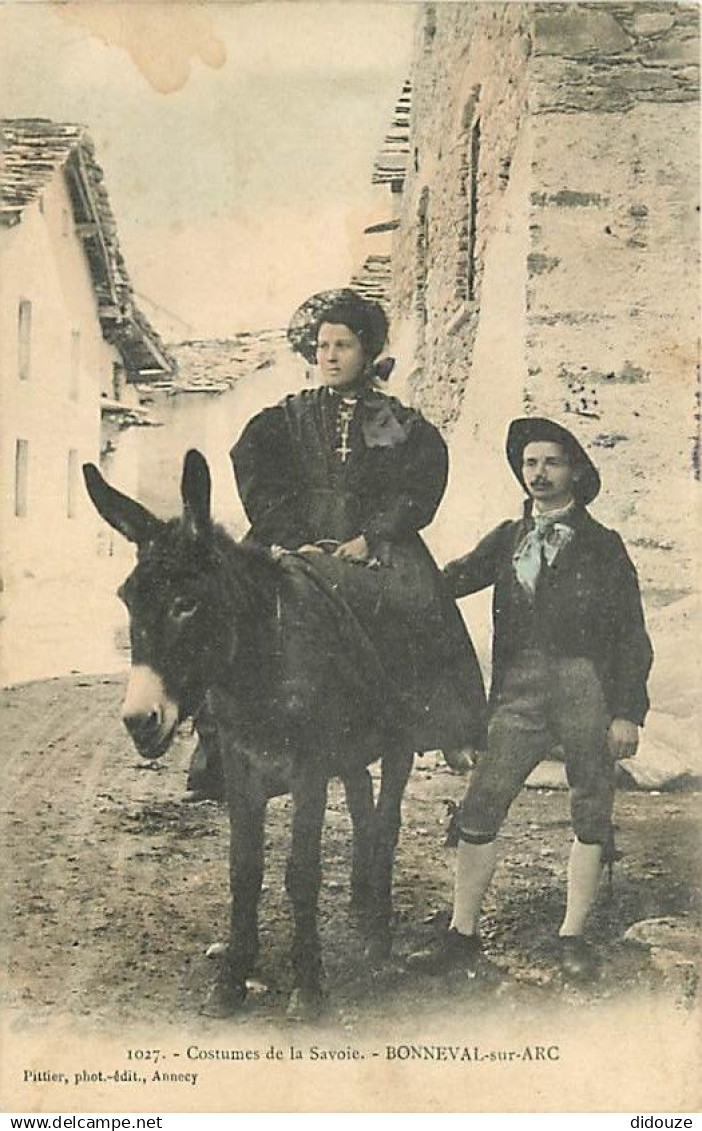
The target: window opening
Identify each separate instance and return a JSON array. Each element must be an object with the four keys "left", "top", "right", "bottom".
[
  {"left": 18, "top": 299, "right": 32, "bottom": 381},
  {"left": 456, "top": 117, "right": 481, "bottom": 305},
  {"left": 67, "top": 448, "right": 79, "bottom": 518},
  {"left": 15, "top": 440, "right": 29, "bottom": 517}
]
